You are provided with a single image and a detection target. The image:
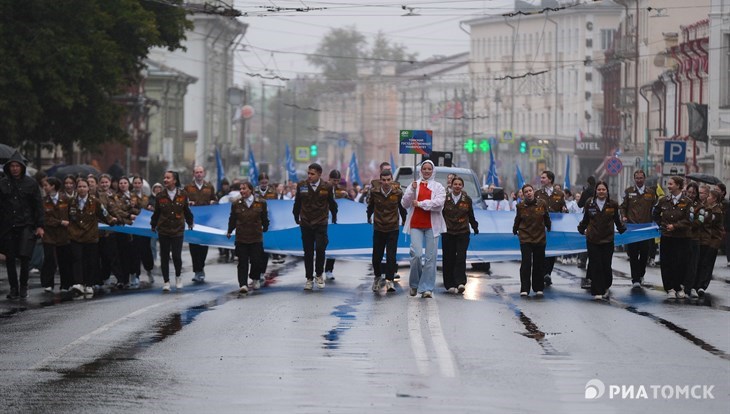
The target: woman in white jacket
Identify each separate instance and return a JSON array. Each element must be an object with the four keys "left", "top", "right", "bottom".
[{"left": 401, "top": 160, "right": 446, "bottom": 298}]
